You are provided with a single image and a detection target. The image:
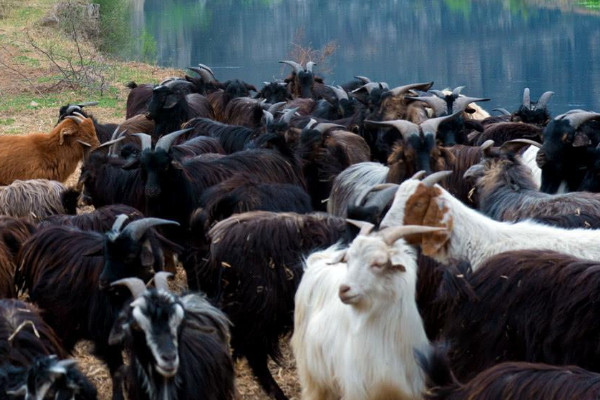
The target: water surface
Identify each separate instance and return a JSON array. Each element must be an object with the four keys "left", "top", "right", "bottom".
[{"left": 126, "top": 0, "right": 600, "bottom": 114}]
